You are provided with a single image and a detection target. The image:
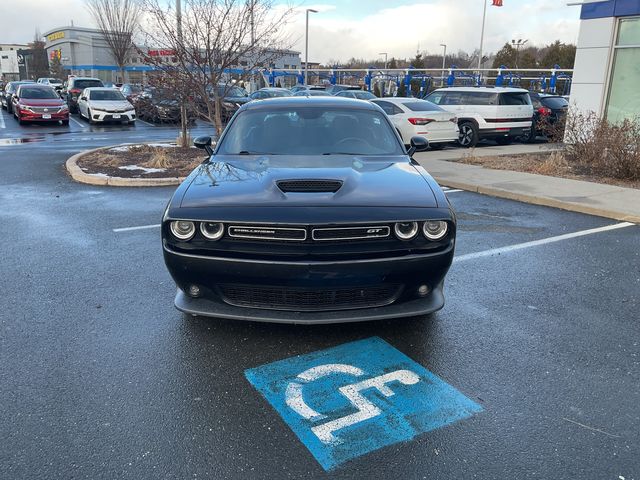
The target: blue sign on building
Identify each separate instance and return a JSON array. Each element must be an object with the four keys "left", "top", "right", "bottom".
[{"left": 245, "top": 337, "right": 483, "bottom": 470}]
